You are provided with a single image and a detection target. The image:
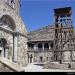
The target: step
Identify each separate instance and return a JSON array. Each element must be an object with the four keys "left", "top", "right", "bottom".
[
  {"left": 44, "top": 62, "right": 69, "bottom": 70},
  {"left": 0, "top": 57, "right": 24, "bottom": 72}
]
